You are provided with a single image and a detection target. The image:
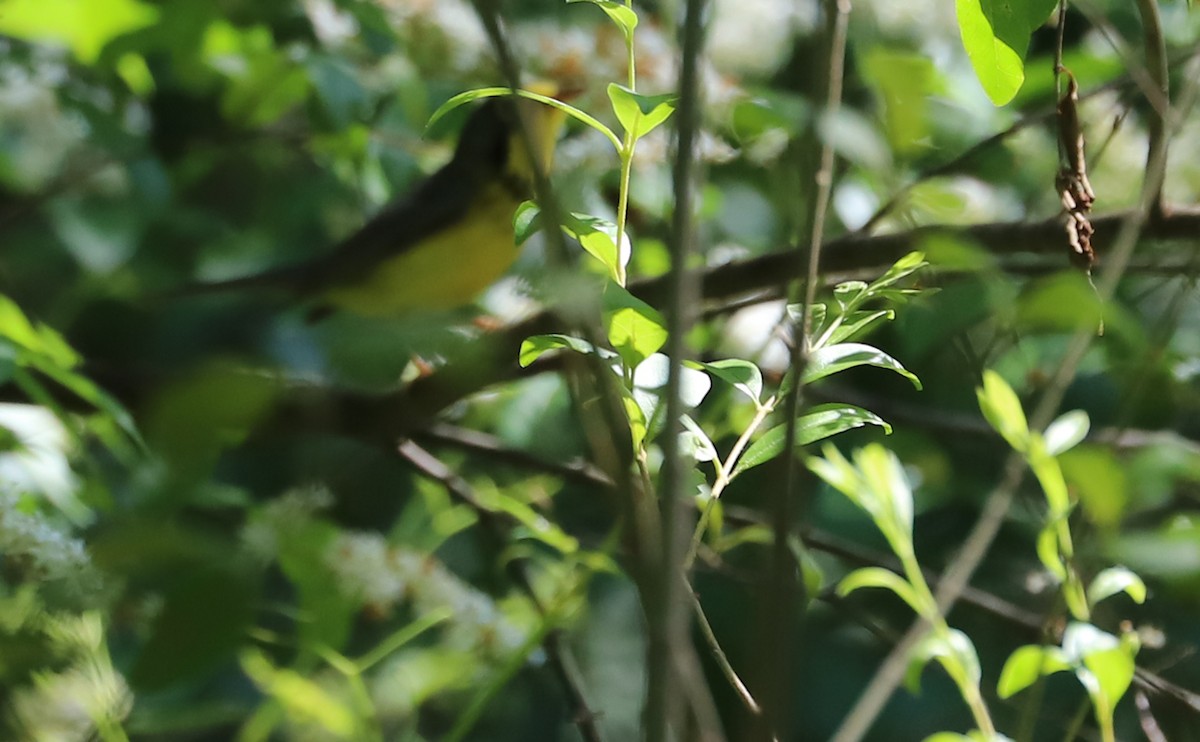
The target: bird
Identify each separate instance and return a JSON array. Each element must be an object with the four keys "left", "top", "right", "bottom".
[{"left": 178, "top": 85, "right": 568, "bottom": 322}]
